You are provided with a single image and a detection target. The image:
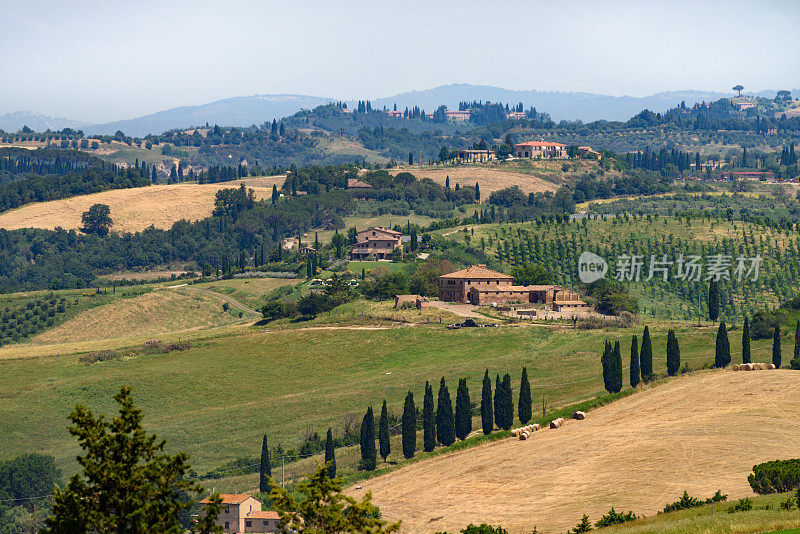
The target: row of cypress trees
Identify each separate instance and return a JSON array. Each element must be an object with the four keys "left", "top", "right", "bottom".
[
  {"left": 603, "top": 325, "right": 682, "bottom": 393},
  {"left": 716, "top": 318, "right": 800, "bottom": 369}
]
